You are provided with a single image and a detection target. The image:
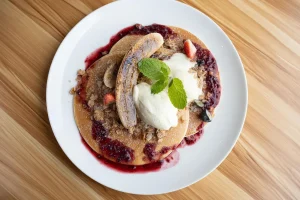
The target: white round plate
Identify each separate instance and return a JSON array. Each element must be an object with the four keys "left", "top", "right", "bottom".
[{"left": 47, "top": 0, "right": 247, "bottom": 195}]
